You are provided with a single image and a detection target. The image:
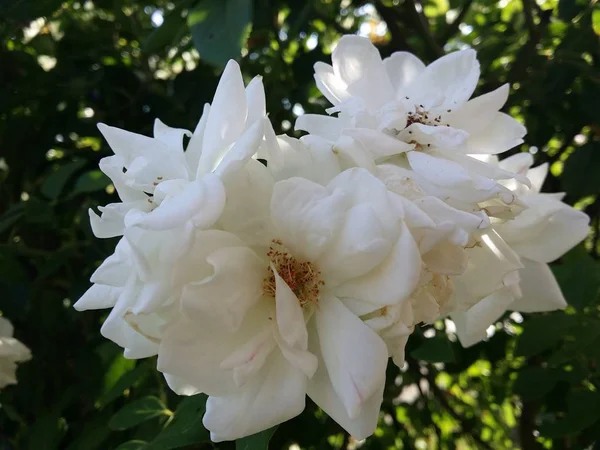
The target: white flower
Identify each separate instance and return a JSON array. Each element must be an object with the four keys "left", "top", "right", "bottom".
[
  {"left": 75, "top": 60, "right": 272, "bottom": 357},
  {"left": 74, "top": 227, "right": 196, "bottom": 358},
  {"left": 0, "top": 317, "right": 31, "bottom": 389},
  {"left": 90, "top": 60, "right": 267, "bottom": 238},
  {"left": 452, "top": 153, "right": 589, "bottom": 346},
  {"left": 297, "top": 35, "right": 528, "bottom": 215},
  {"left": 158, "top": 168, "right": 423, "bottom": 441}
]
